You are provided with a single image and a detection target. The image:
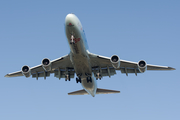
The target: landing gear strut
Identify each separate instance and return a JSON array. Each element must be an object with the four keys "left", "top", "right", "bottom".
[
  {"left": 65, "top": 74, "right": 70, "bottom": 81},
  {"left": 95, "top": 72, "right": 102, "bottom": 80}
]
